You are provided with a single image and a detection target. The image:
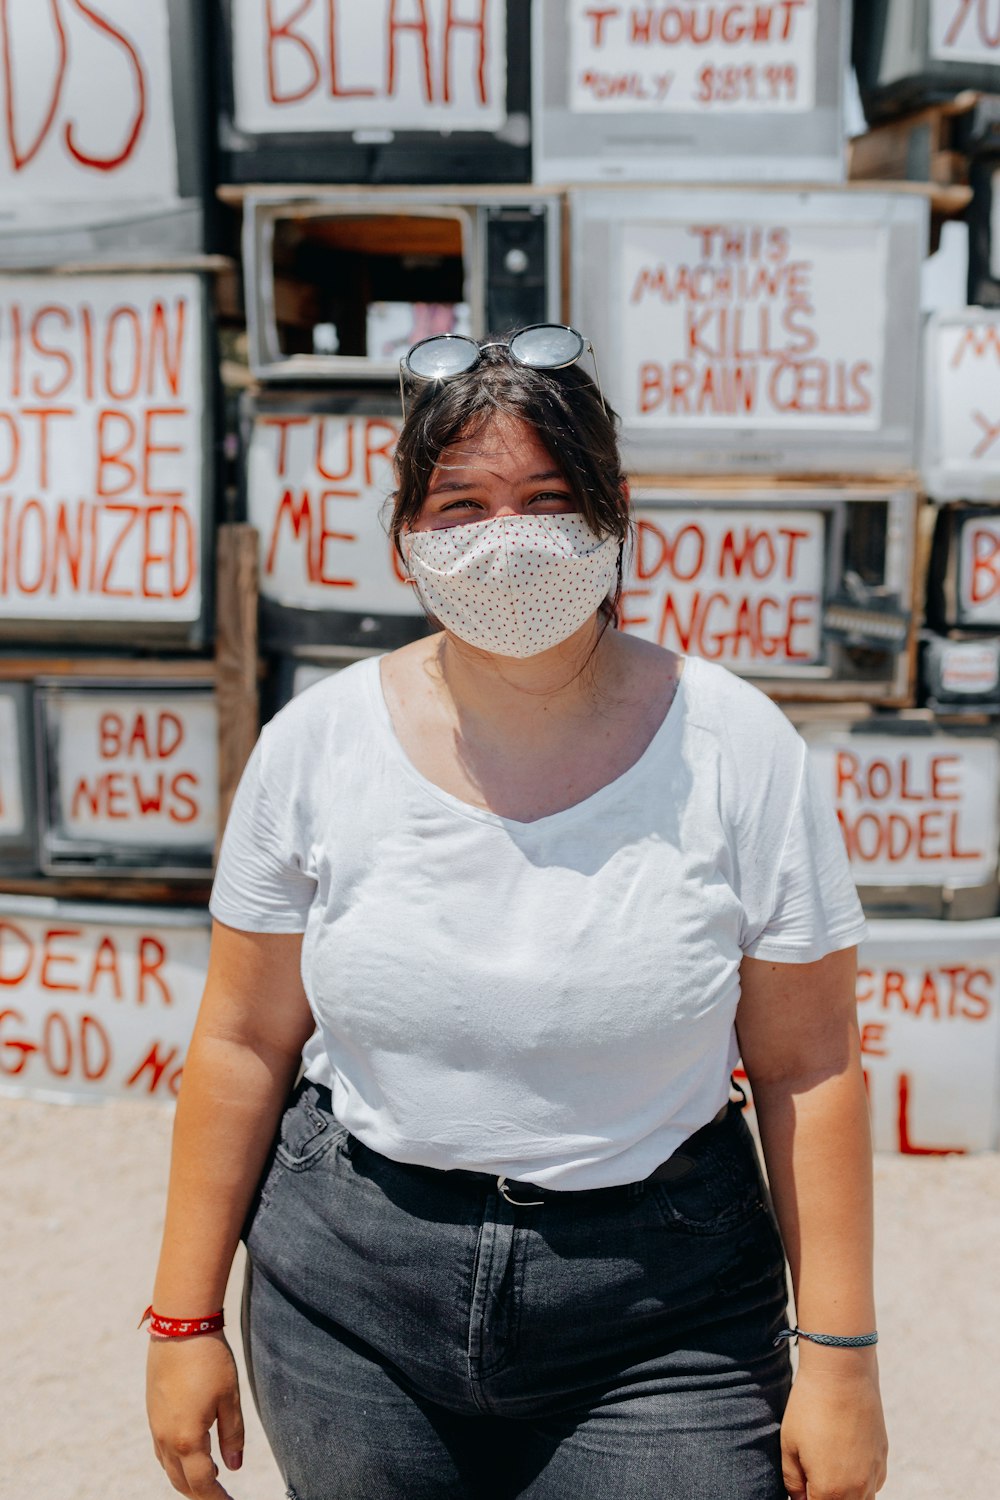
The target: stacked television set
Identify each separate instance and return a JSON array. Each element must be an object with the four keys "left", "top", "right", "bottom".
[{"left": 0, "top": 0, "right": 217, "bottom": 1102}]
